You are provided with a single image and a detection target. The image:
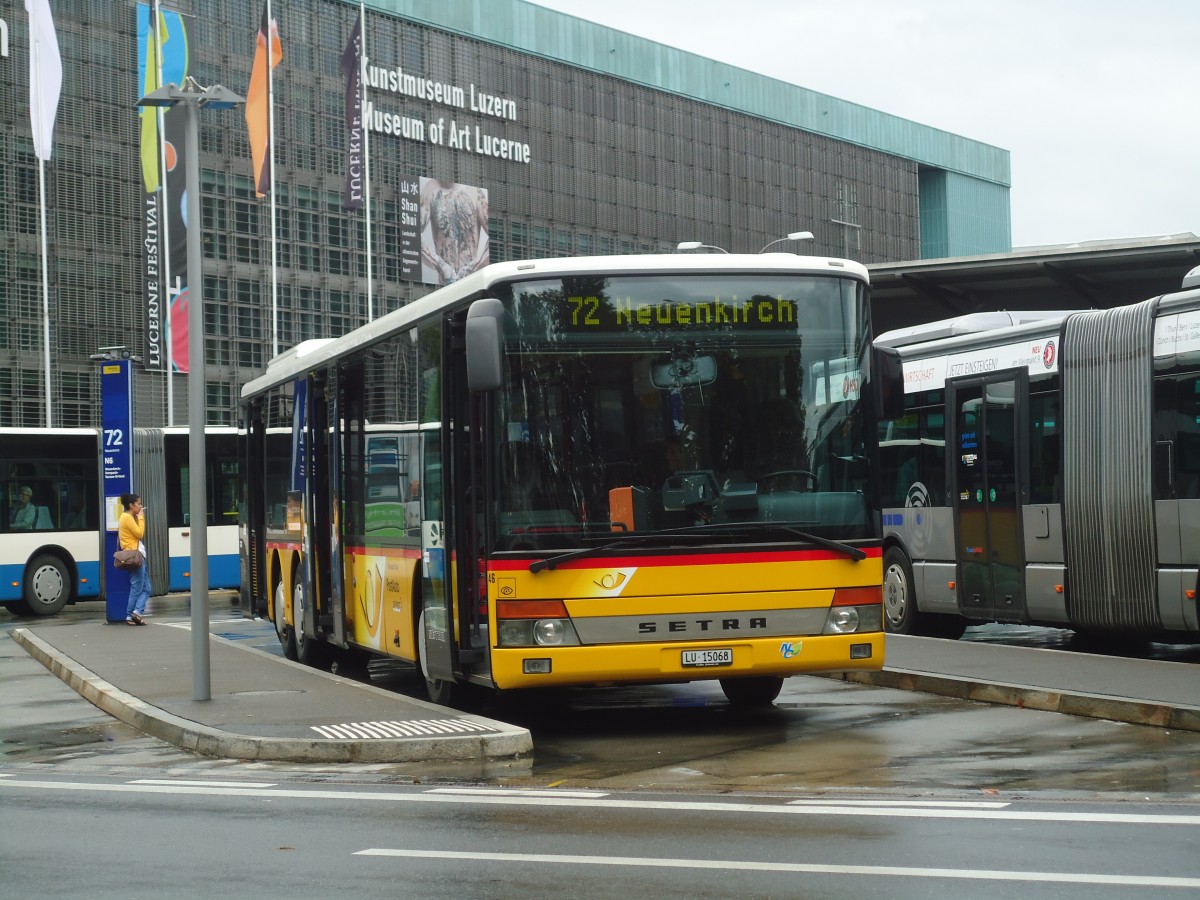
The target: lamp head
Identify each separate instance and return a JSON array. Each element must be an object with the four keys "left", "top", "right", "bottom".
[
  {"left": 676, "top": 241, "right": 729, "bottom": 253},
  {"left": 136, "top": 81, "right": 244, "bottom": 109},
  {"left": 199, "top": 84, "right": 245, "bottom": 110},
  {"left": 137, "top": 82, "right": 185, "bottom": 107}
]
